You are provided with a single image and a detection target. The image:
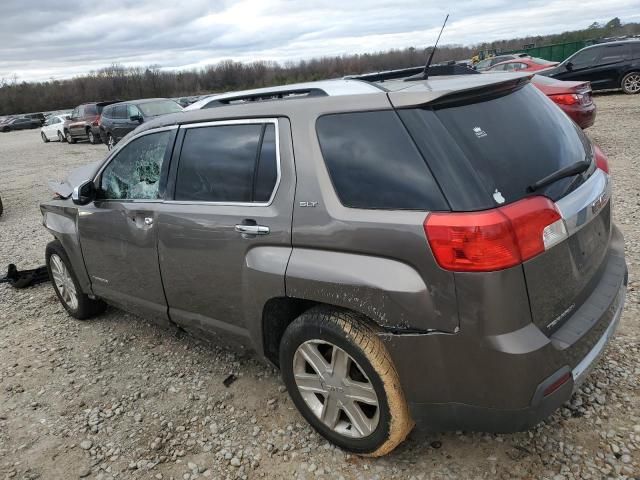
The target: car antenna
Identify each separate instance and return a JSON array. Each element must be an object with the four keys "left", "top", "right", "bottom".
[{"left": 423, "top": 13, "right": 449, "bottom": 79}]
